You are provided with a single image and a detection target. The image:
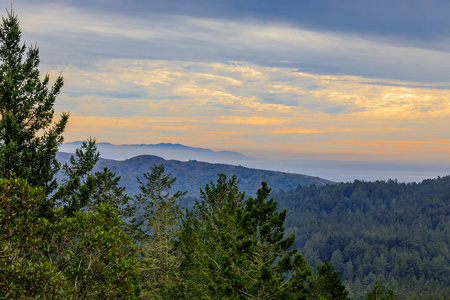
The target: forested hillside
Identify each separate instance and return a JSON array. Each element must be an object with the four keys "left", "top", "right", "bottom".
[{"left": 273, "top": 178, "right": 450, "bottom": 299}]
